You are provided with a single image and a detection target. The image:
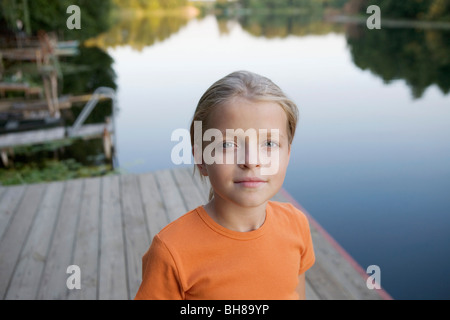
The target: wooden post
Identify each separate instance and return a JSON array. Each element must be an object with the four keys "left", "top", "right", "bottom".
[
  {"left": 0, "top": 52, "right": 3, "bottom": 81},
  {"left": 42, "top": 74, "right": 55, "bottom": 116},
  {"left": 22, "top": 0, "right": 32, "bottom": 35},
  {"left": 1, "top": 149, "right": 9, "bottom": 167},
  {"left": 50, "top": 71, "right": 59, "bottom": 118},
  {"left": 103, "top": 118, "right": 112, "bottom": 160}
]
